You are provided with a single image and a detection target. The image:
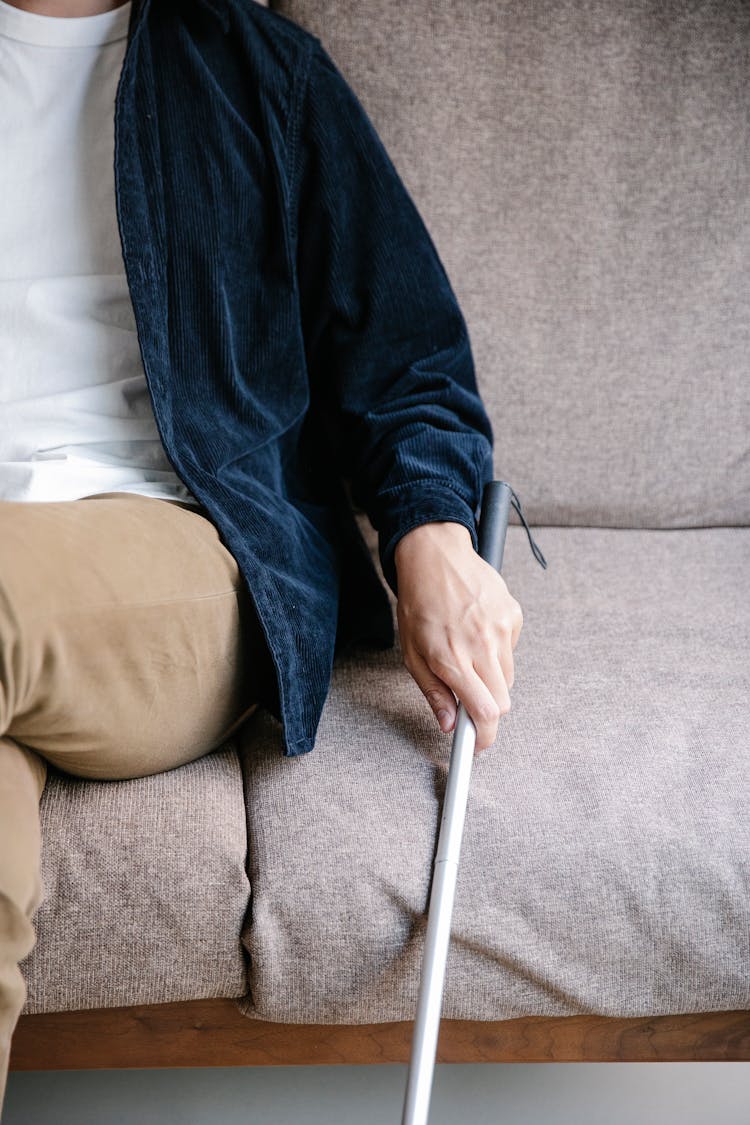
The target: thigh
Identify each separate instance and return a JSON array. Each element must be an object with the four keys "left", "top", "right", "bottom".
[{"left": 0, "top": 492, "right": 263, "bottom": 780}]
